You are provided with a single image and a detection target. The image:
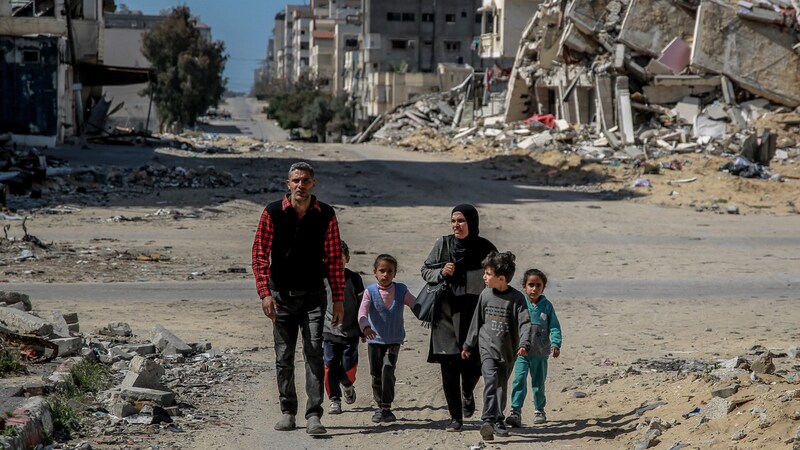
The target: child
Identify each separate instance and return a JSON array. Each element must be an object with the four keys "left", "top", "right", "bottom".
[
  {"left": 461, "top": 251, "right": 531, "bottom": 441},
  {"left": 323, "top": 241, "right": 365, "bottom": 414},
  {"left": 358, "top": 254, "right": 416, "bottom": 423},
  {"left": 506, "top": 268, "right": 561, "bottom": 427}
]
